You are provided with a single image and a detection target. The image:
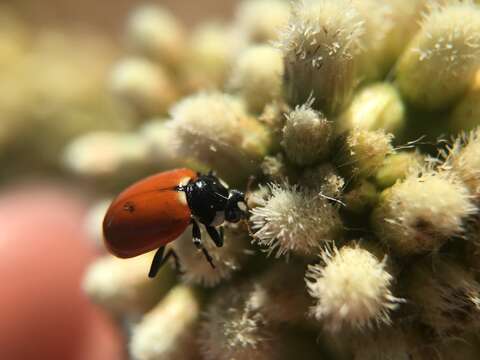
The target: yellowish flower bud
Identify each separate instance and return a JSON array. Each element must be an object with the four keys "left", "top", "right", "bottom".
[
  {"left": 181, "top": 23, "right": 239, "bottom": 90},
  {"left": 372, "top": 169, "right": 476, "bottom": 255},
  {"left": 169, "top": 92, "right": 271, "bottom": 184},
  {"left": 354, "top": 0, "right": 425, "bottom": 80},
  {"left": 110, "top": 57, "right": 178, "bottom": 116},
  {"left": 234, "top": 0, "right": 290, "bottom": 43},
  {"left": 228, "top": 45, "right": 284, "bottom": 113},
  {"left": 341, "top": 129, "right": 394, "bottom": 178},
  {"left": 250, "top": 183, "right": 343, "bottom": 257},
  {"left": 306, "top": 244, "right": 404, "bottom": 332},
  {"left": 278, "top": 0, "right": 364, "bottom": 115},
  {"left": 282, "top": 101, "right": 333, "bottom": 167},
  {"left": 395, "top": 1, "right": 480, "bottom": 110},
  {"left": 375, "top": 151, "right": 423, "bottom": 189},
  {"left": 338, "top": 83, "right": 406, "bottom": 136},
  {"left": 62, "top": 131, "right": 149, "bottom": 177},
  {"left": 172, "top": 223, "right": 250, "bottom": 287},
  {"left": 82, "top": 253, "right": 174, "bottom": 317},
  {"left": 125, "top": 4, "right": 186, "bottom": 68},
  {"left": 449, "top": 84, "right": 480, "bottom": 133},
  {"left": 130, "top": 286, "right": 200, "bottom": 360}
]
